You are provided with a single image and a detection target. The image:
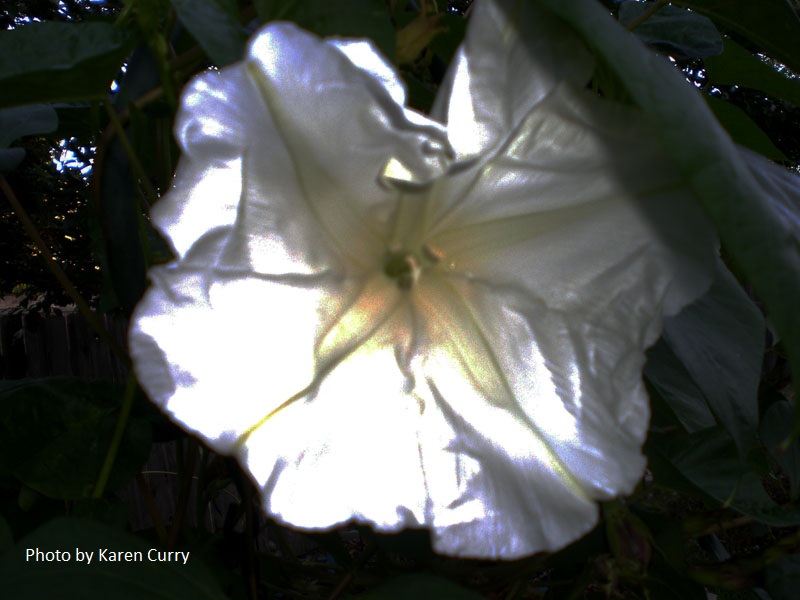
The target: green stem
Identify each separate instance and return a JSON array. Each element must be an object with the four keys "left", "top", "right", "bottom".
[
  {"left": 93, "top": 373, "right": 138, "bottom": 498},
  {"left": 0, "top": 175, "right": 129, "bottom": 365}
]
